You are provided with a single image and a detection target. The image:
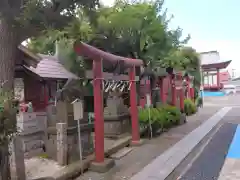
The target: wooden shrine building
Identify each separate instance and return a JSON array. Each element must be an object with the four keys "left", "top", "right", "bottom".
[{"left": 200, "top": 51, "right": 231, "bottom": 90}]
